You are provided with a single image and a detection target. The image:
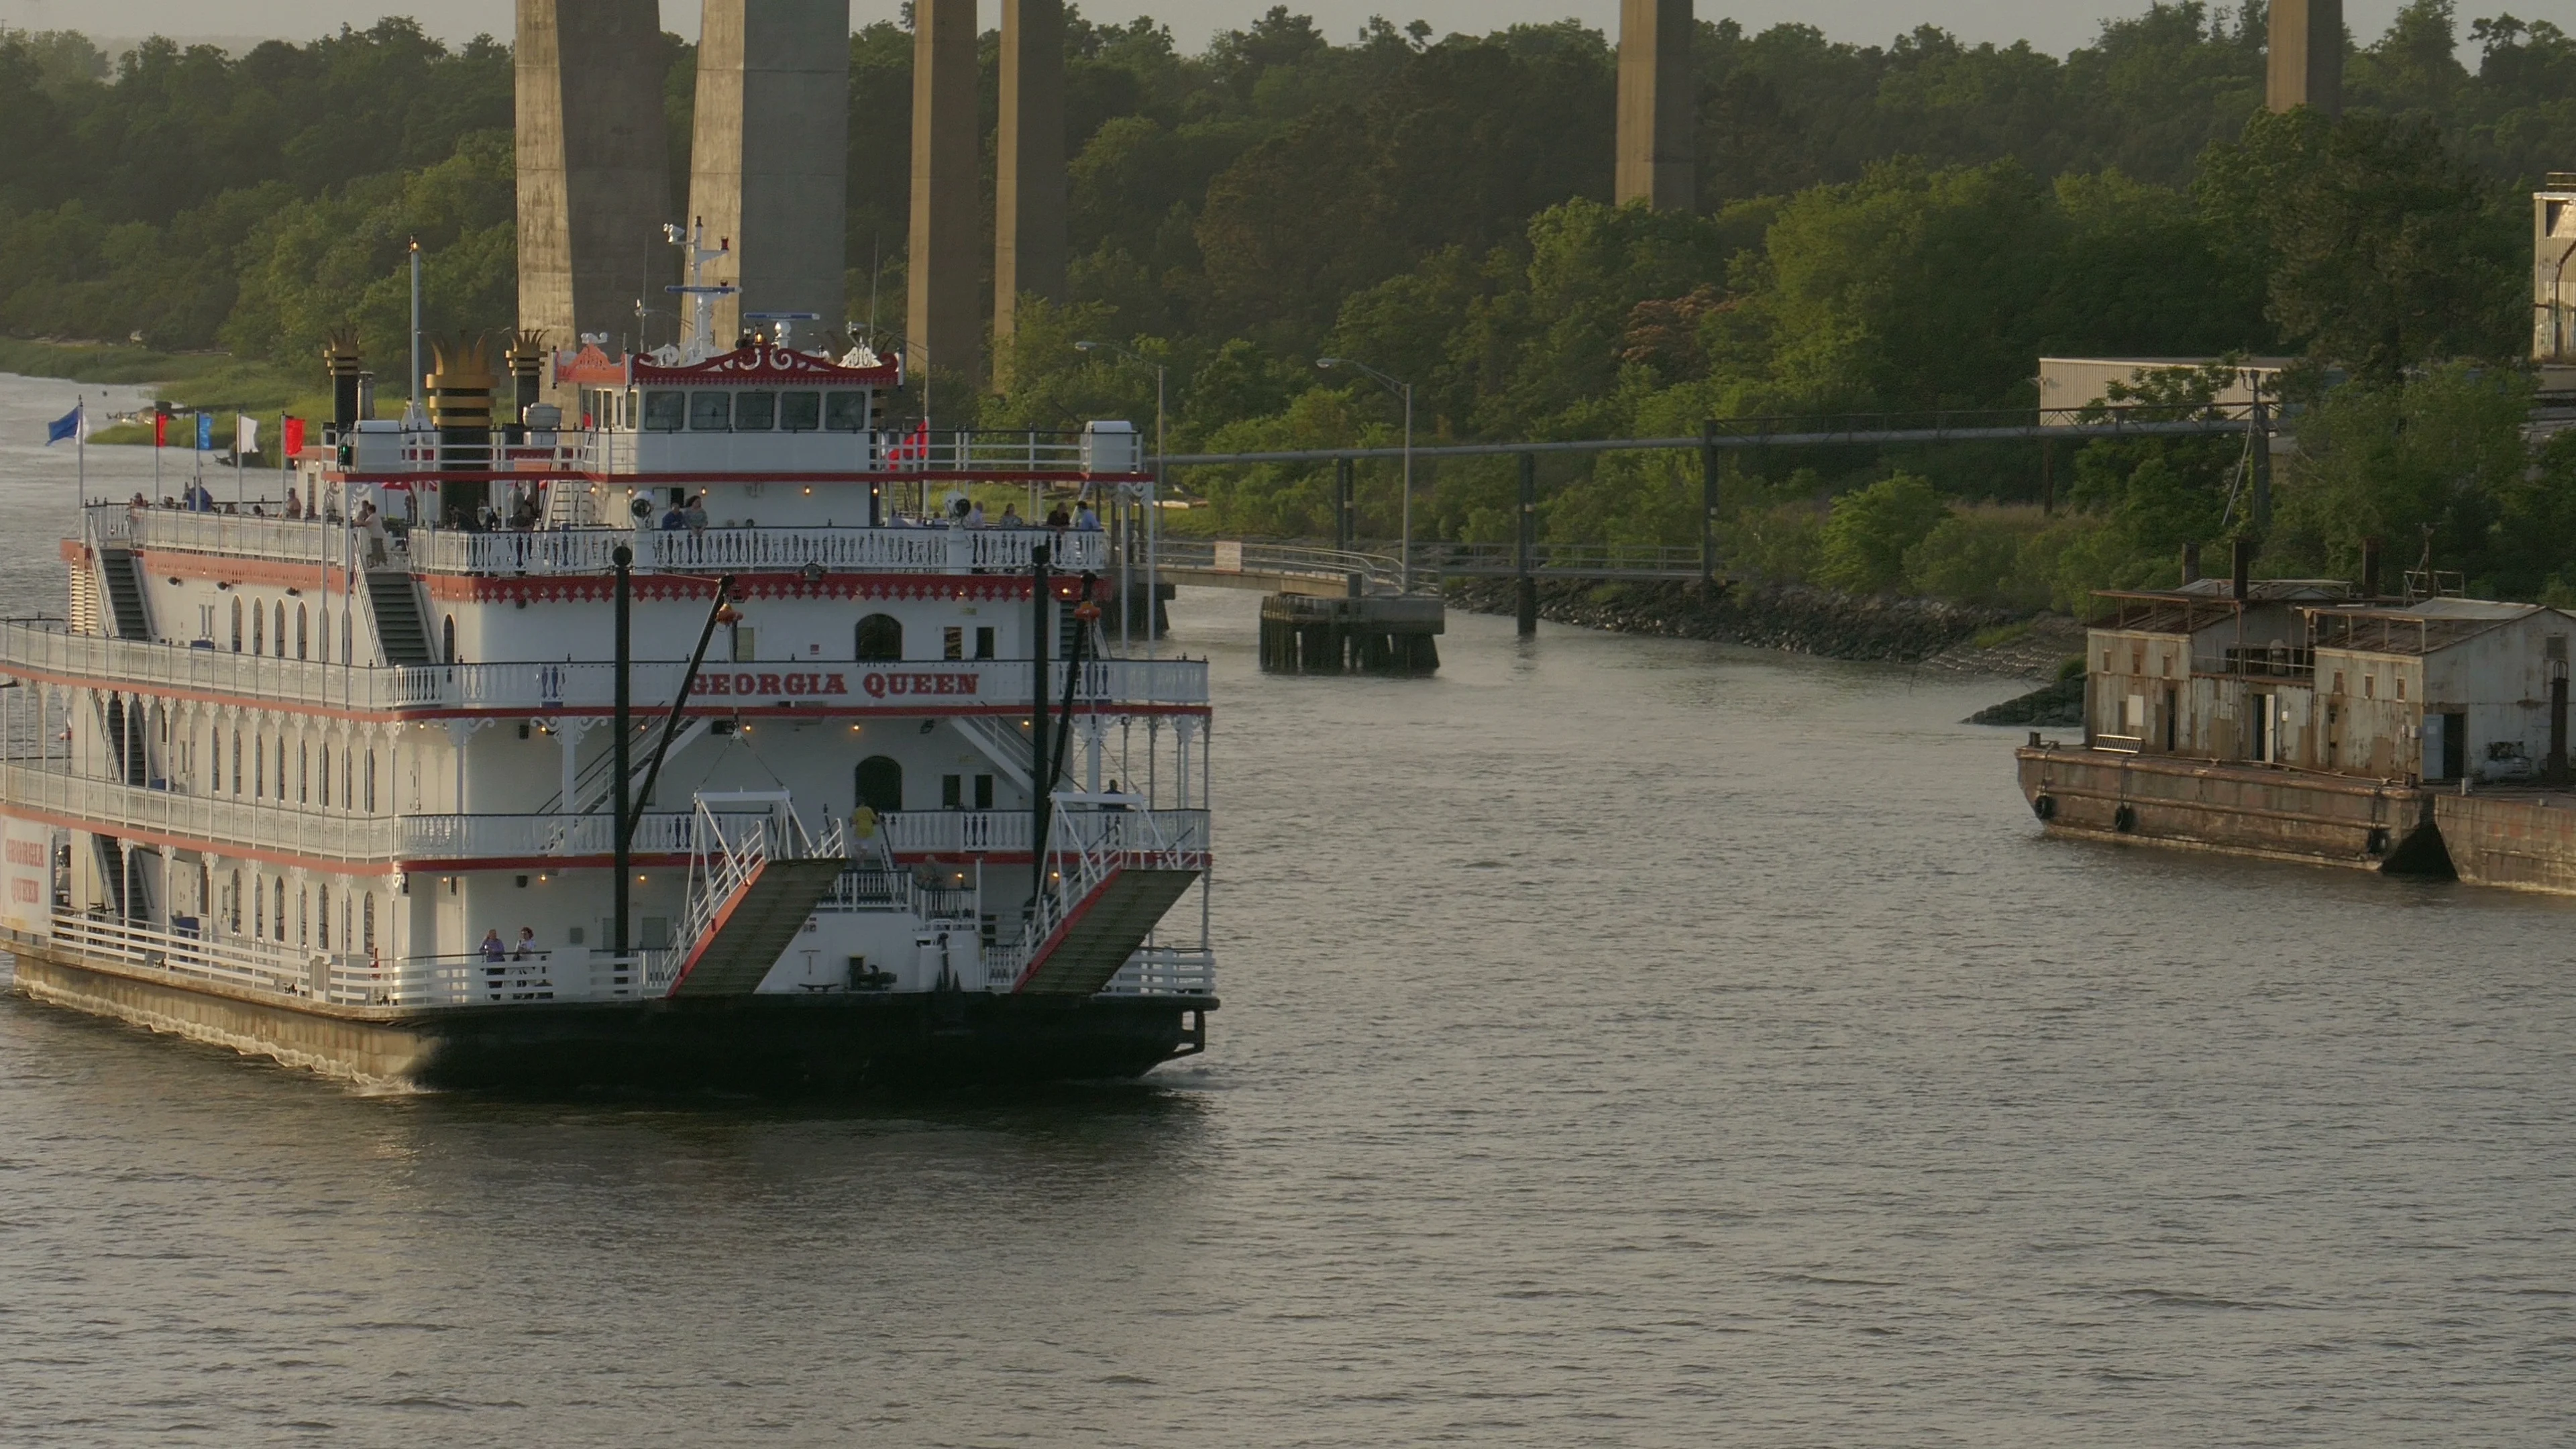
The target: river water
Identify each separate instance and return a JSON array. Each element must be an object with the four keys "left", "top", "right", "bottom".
[{"left": 0, "top": 373, "right": 2571, "bottom": 1445}]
